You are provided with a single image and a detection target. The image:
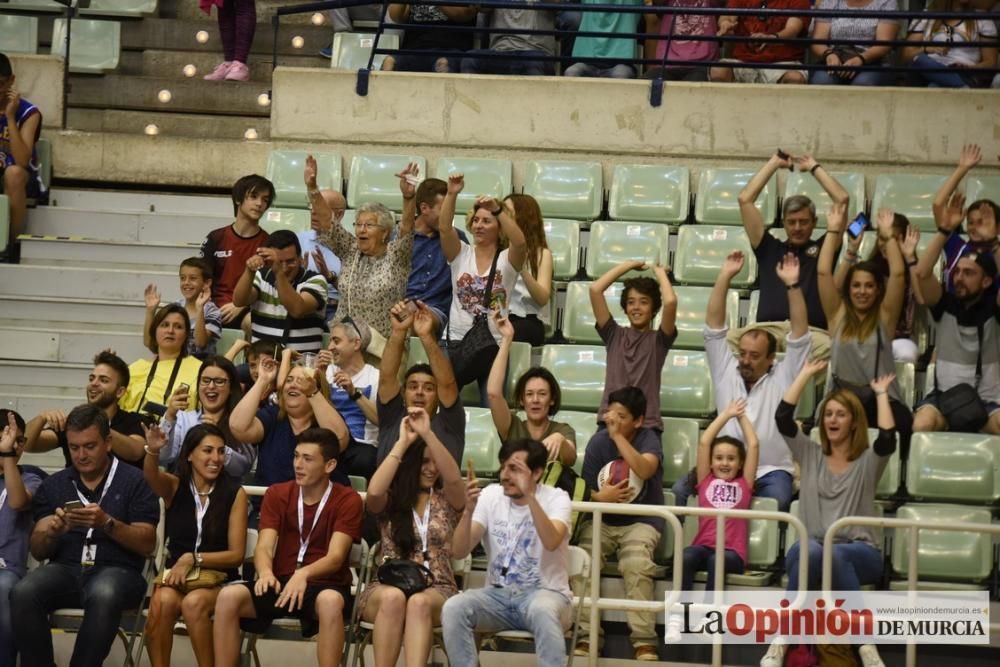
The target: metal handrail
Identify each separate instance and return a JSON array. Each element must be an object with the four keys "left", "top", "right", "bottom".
[{"left": 822, "top": 515, "right": 1000, "bottom": 667}]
